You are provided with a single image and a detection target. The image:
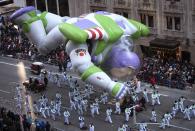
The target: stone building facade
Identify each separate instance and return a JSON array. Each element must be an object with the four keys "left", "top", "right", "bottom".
[
  {"left": 88, "top": 0, "right": 195, "bottom": 65},
  {"left": 13, "top": 0, "right": 195, "bottom": 64}
]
